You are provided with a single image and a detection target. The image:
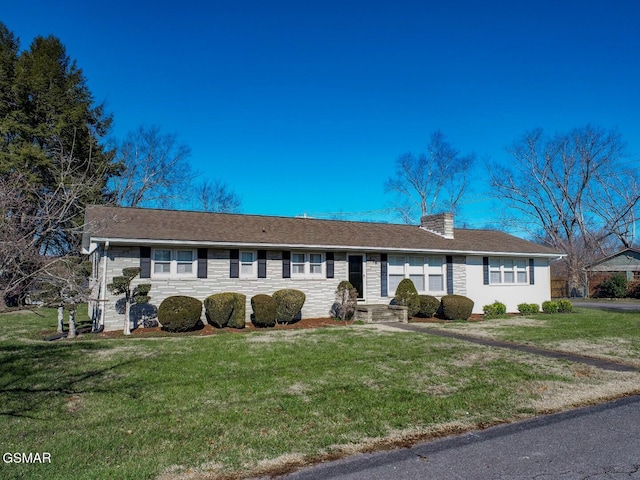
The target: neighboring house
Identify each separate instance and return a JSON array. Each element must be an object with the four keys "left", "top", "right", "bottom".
[
  {"left": 586, "top": 248, "right": 640, "bottom": 296},
  {"left": 82, "top": 205, "right": 562, "bottom": 332}
]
